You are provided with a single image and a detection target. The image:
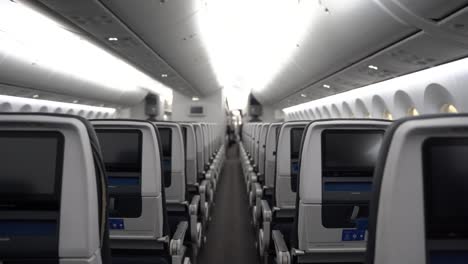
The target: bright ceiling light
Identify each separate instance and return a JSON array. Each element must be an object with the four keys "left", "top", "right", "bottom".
[
  {"left": 161, "top": 74, "right": 168, "bottom": 78},
  {"left": 107, "top": 37, "right": 119, "bottom": 41},
  {"left": 223, "top": 86, "right": 250, "bottom": 110},
  {"left": 32, "top": 94, "right": 39, "bottom": 98},
  {"left": 368, "top": 65, "right": 379, "bottom": 70},
  {"left": 192, "top": 96, "right": 200, "bottom": 101},
  {"left": 197, "top": 0, "right": 318, "bottom": 94},
  {"left": 301, "top": 93, "right": 307, "bottom": 97},
  {"left": 0, "top": 1, "right": 171, "bottom": 100},
  {"left": 73, "top": 100, "right": 79, "bottom": 104},
  {"left": 323, "top": 84, "right": 331, "bottom": 89}
]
